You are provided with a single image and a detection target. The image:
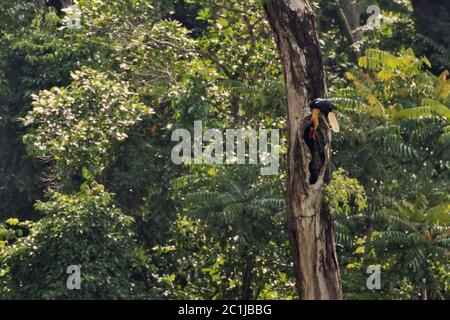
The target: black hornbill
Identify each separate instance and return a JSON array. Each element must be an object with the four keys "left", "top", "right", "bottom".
[{"left": 309, "top": 98, "right": 340, "bottom": 141}]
